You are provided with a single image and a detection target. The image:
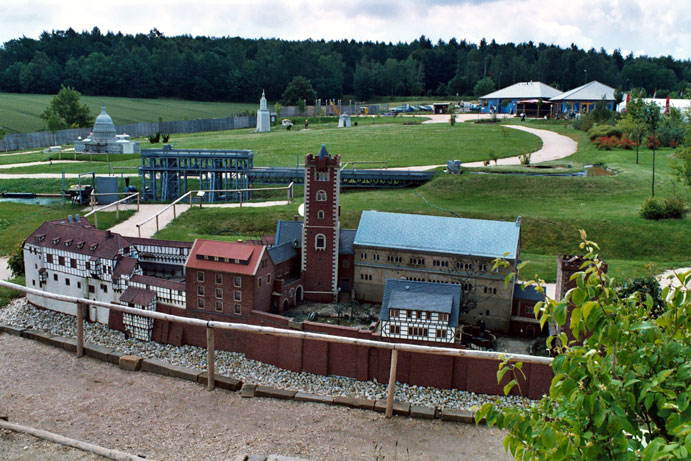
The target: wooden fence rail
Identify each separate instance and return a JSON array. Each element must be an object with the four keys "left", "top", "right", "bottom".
[{"left": 0, "top": 280, "right": 552, "bottom": 417}]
